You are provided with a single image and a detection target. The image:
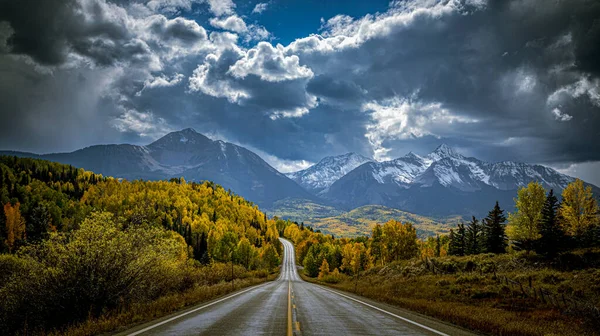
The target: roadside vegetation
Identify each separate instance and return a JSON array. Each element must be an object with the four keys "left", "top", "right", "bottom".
[
  {"left": 0, "top": 156, "right": 282, "bottom": 335},
  {"left": 285, "top": 180, "right": 600, "bottom": 336}
]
